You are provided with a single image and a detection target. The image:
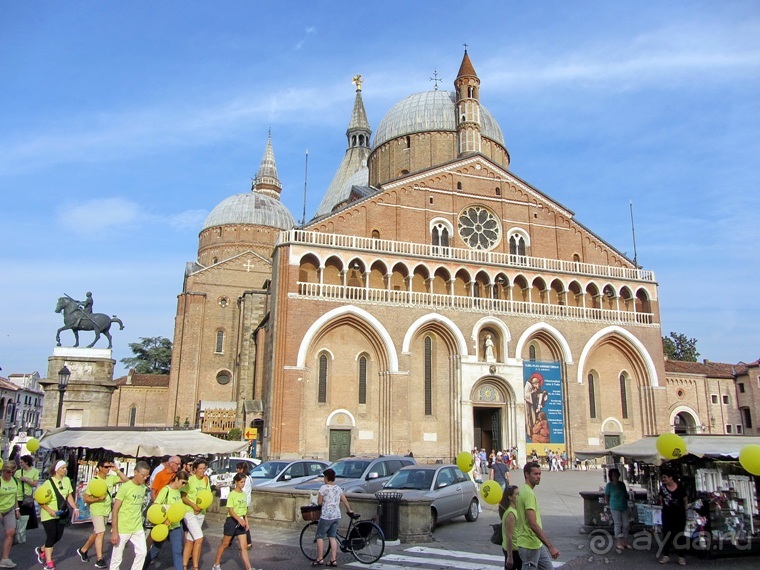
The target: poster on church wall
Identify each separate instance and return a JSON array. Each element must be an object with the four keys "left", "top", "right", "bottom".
[{"left": 524, "top": 361, "right": 566, "bottom": 459}]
